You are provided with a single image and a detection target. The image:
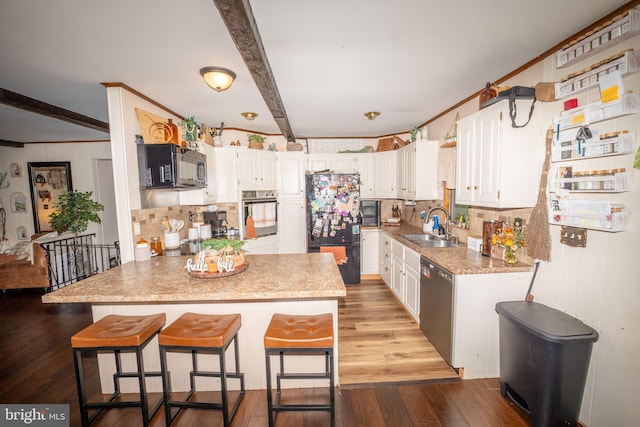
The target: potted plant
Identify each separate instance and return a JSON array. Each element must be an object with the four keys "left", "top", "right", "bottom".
[
  {"left": 247, "top": 134, "right": 266, "bottom": 150},
  {"left": 48, "top": 190, "right": 104, "bottom": 235},
  {"left": 199, "top": 239, "right": 246, "bottom": 273}
]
